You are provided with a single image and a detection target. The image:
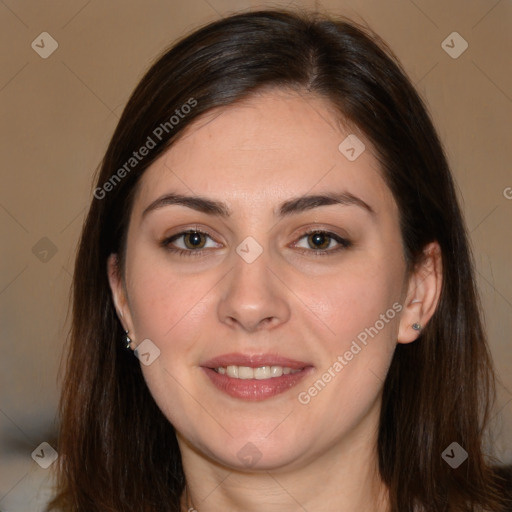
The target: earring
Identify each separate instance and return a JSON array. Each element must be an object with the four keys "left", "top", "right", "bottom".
[
  {"left": 125, "top": 330, "right": 132, "bottom": 350},
  {"left": 412, "top": 323, "right": 422, "bottom": 331}
]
